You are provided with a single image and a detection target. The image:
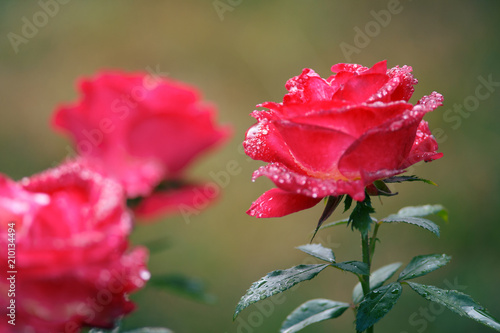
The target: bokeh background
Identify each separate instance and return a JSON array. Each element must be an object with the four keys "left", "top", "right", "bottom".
[{"left": 1, "top": 1, "right": 500, "bottom": 332}]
